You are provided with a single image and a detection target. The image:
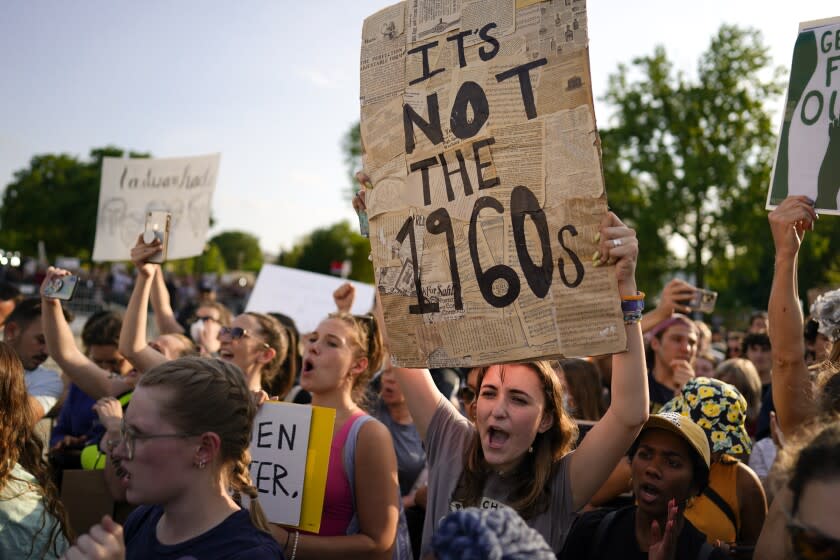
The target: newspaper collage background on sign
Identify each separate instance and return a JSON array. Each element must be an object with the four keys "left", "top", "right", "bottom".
[{"left": 360, "top": 0, "right": 626, "bottom": 367}]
